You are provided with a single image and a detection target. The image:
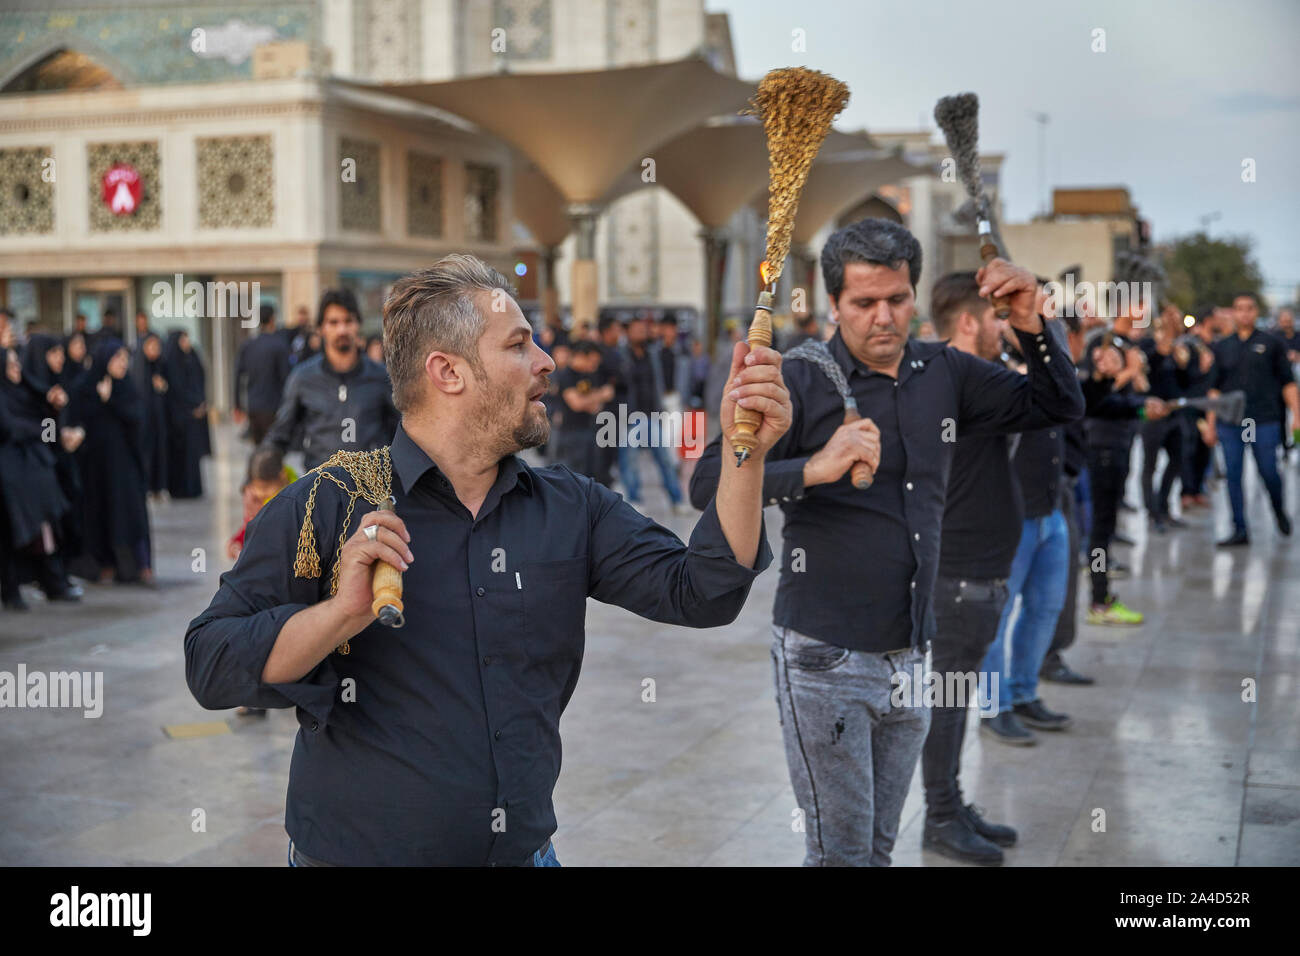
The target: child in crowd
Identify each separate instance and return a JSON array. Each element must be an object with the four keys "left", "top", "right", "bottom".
[{"left": 226, "top": 446, "right": 295, "bottom": 717}]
